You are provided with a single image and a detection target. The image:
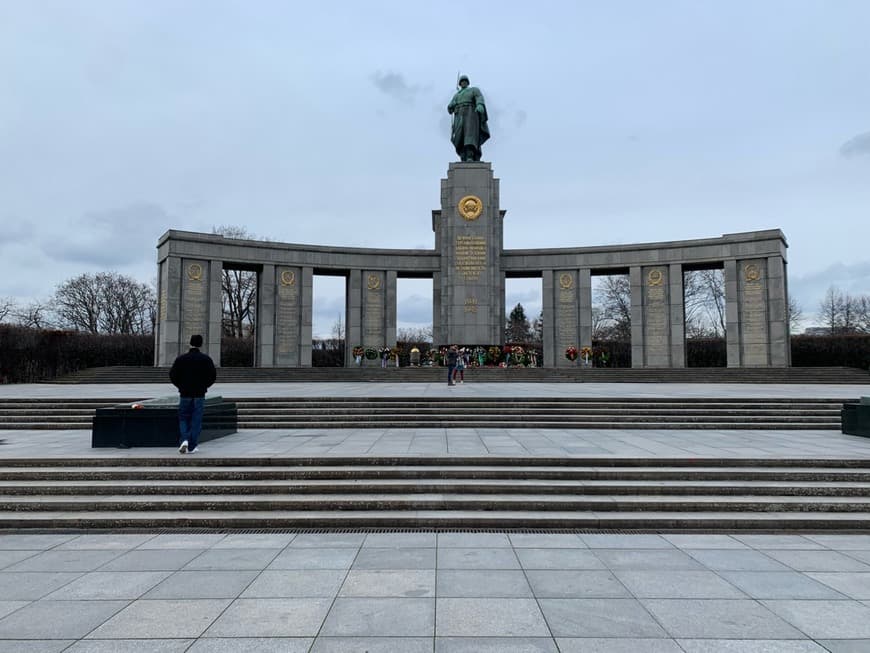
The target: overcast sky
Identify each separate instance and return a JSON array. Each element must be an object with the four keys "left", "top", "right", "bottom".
[{"left": 2, "top": 1, "right": 869, "bottom": 336}]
